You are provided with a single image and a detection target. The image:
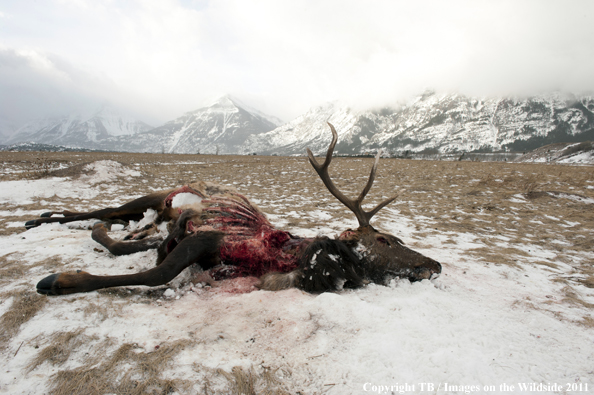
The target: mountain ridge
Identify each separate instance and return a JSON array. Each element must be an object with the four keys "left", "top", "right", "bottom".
[
  {"left": 241, "top": 91, "right": 594, "bottom": 156},
  {"left": 3, "top": 91, "right": 594, "bottom": 157}
]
